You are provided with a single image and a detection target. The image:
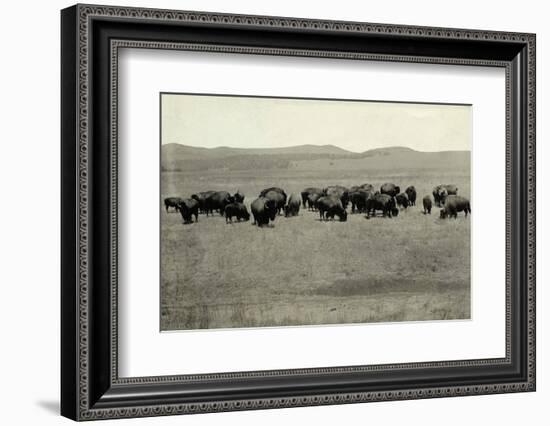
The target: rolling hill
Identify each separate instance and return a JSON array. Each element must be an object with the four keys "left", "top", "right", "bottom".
[{"left": 161, "top": 143, "right": 470, "bottom": 172}]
